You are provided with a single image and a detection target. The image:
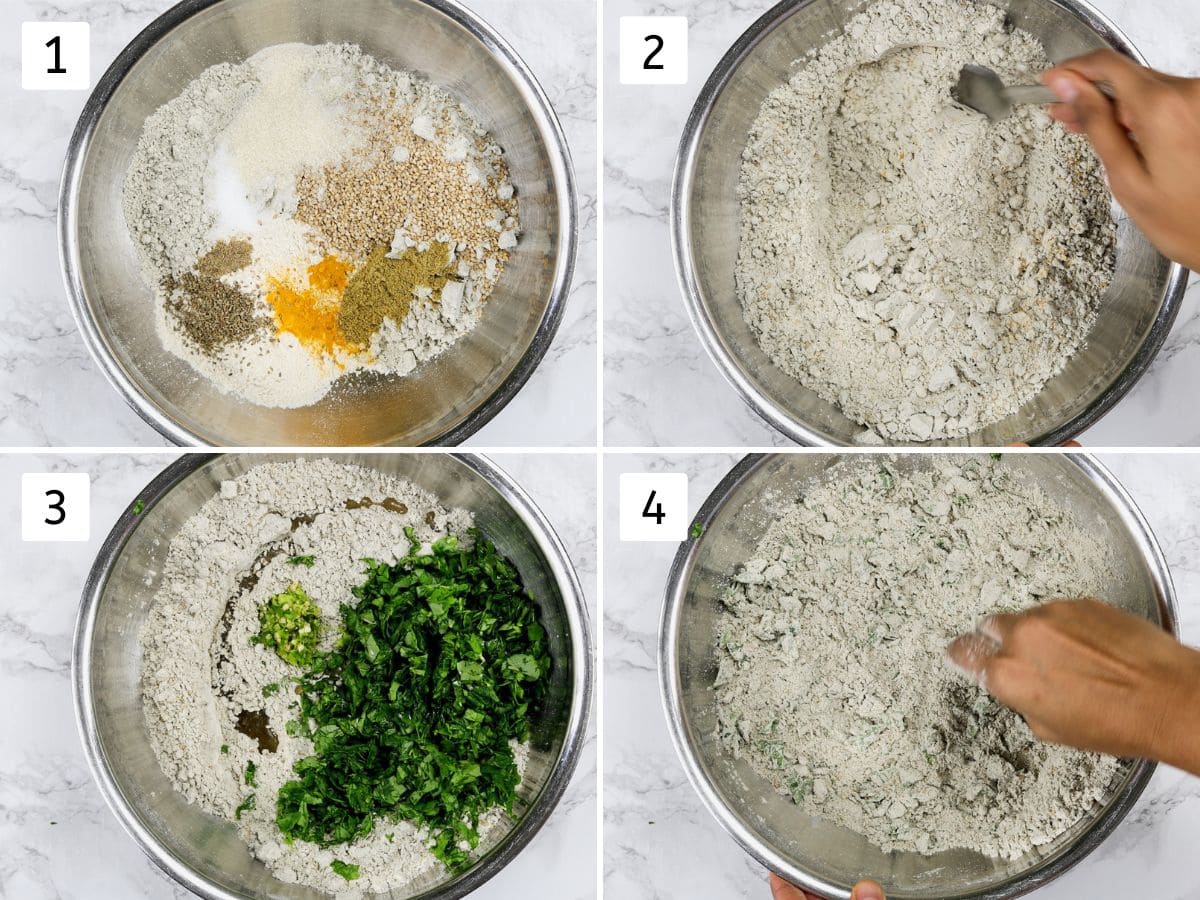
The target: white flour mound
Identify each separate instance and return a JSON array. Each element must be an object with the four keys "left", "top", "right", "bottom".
[
  {"left": 737, "top": 0, "right": 1116, "bottom": 442},
  {"left": 140, "top": 459, "right": 528, "bottom": 896},
  {"left": 715, "top": 456, "right": 1123, "bottom": 860}
]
